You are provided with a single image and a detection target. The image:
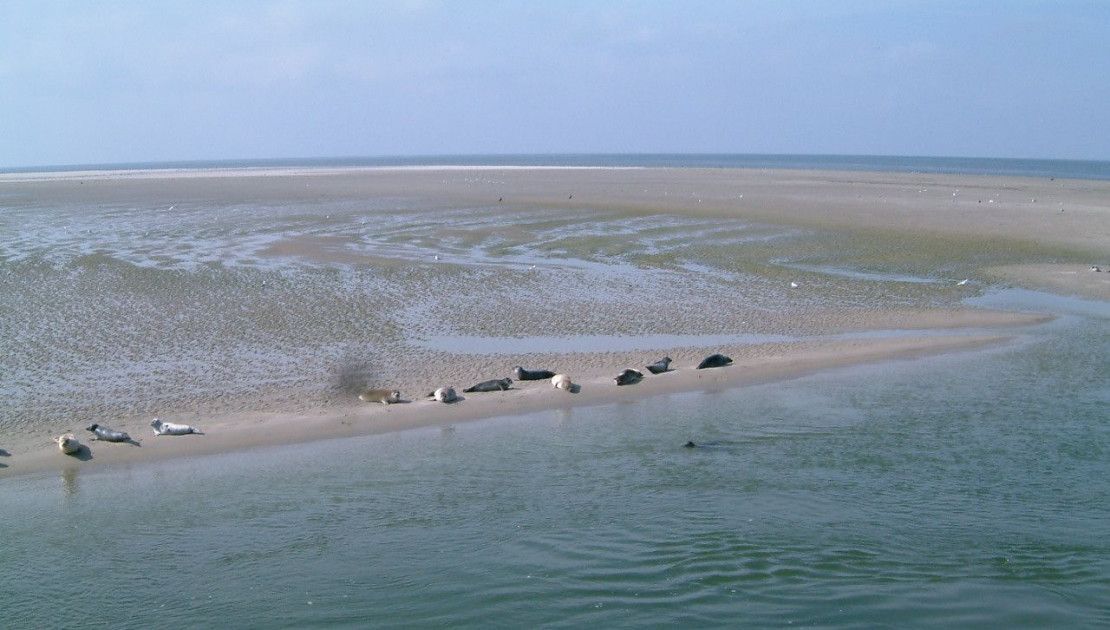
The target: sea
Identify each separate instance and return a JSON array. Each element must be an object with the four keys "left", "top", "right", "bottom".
[
  {"left": 1, "top": 156, "right": 1108, "bottom": 628},
  {"left": 5, "top": 153, "right": 1110, "bottom": 181}
]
